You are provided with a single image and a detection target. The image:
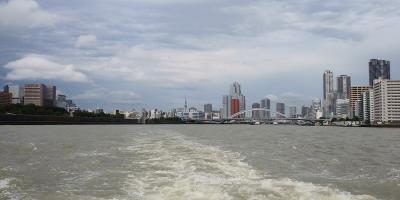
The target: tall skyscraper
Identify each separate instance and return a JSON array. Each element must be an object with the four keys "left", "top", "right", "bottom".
[
  {"left": 260, "top": 98, "right": 271, "bottom": 119},
  {"left": 337, "top": 75, "right": 351, "bottom": 99},
  {"left": 369, "top": 59, "right": 390, "bottom": 86},
  {"left": 222, "top": 95, "right": 230, "bottom": 118},
  {"left": 289, "top": 106, "right": 297, "bottom": 118},
  {"left": 251, "top": 103, "right": 261, "bottom": 119},
  {"left": 222, "top": 82, "right": 246, "bottom": 118},
  {"left": 323, "top": 70, "right": 334, "bottom": 118},
  {"left": 276, "top": 102, "right": 285, "bottom": 119}
]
